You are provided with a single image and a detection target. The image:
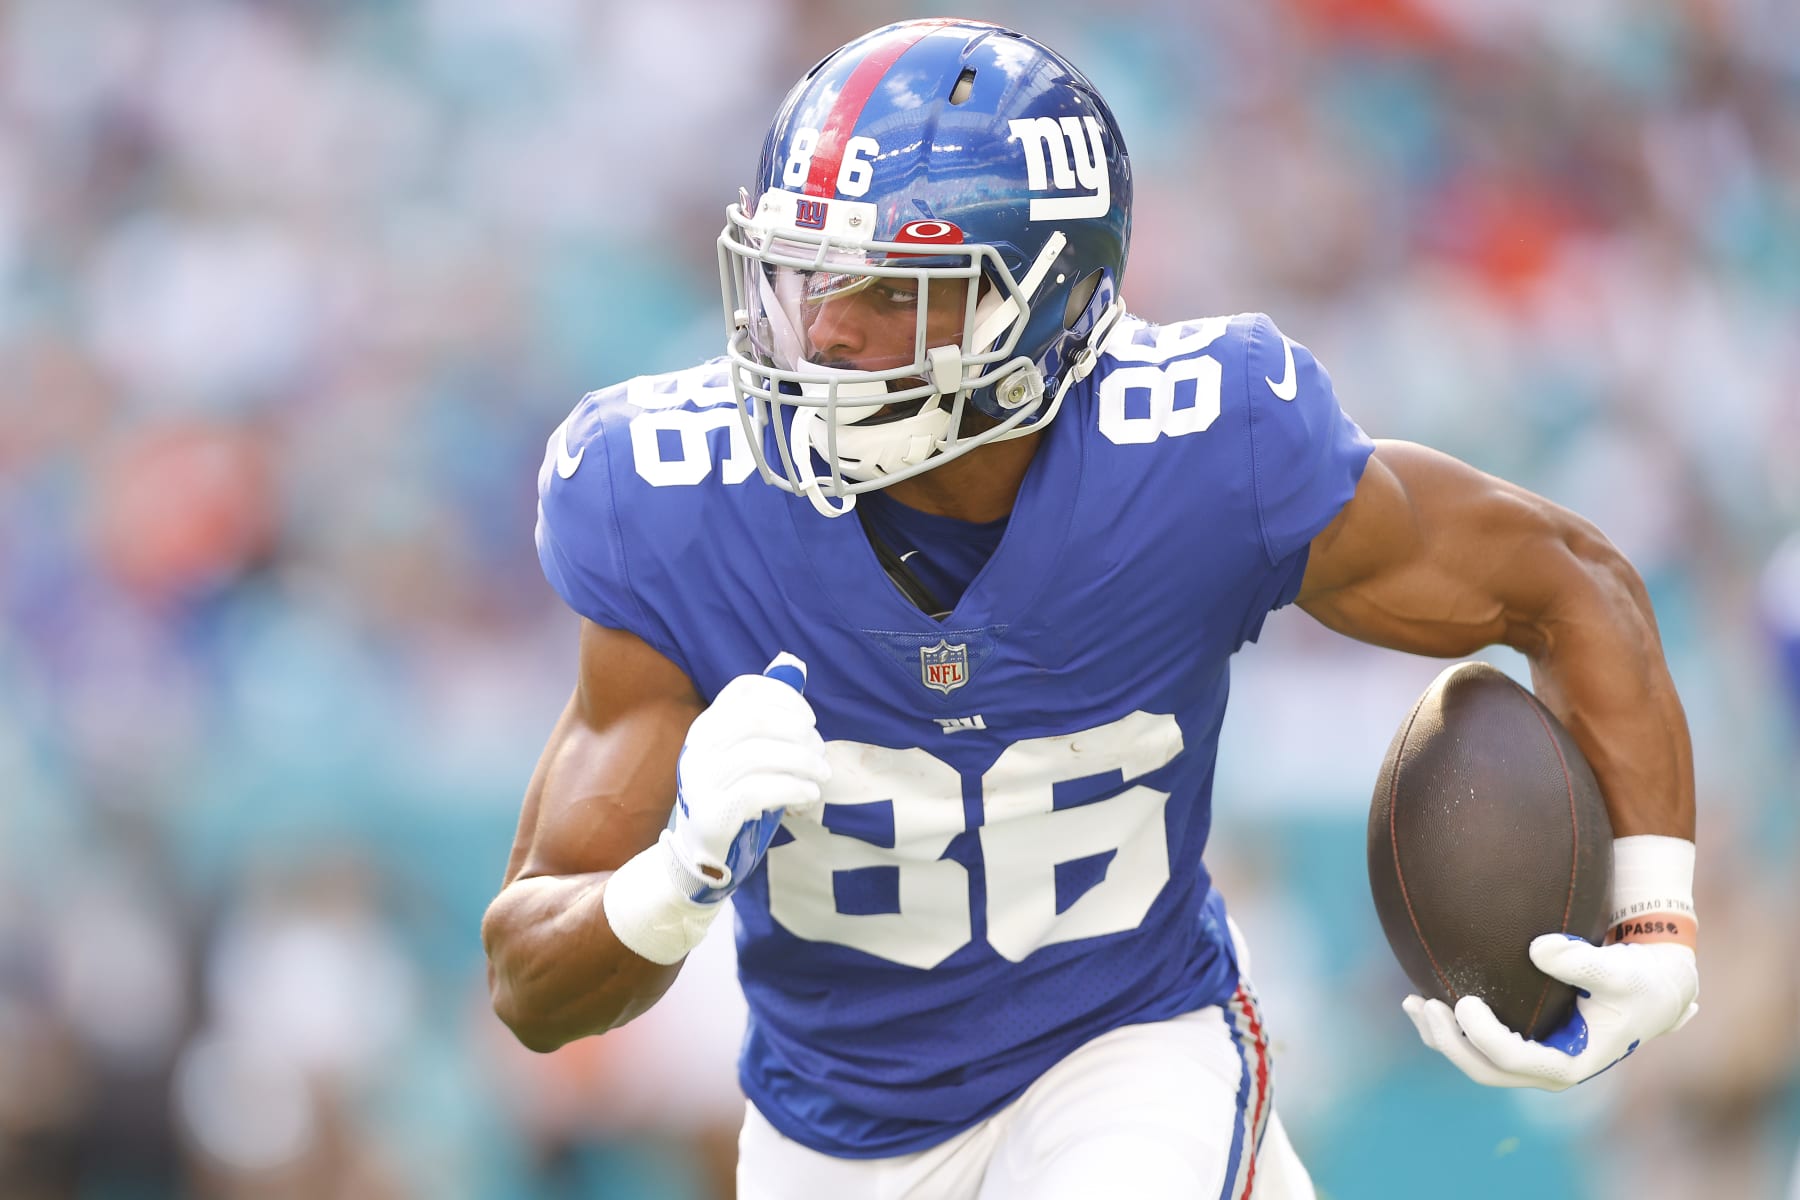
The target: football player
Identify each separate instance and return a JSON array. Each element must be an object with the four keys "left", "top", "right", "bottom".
[{"left": 483, "top": 20, "right": 1699, "bottom": 1198}]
